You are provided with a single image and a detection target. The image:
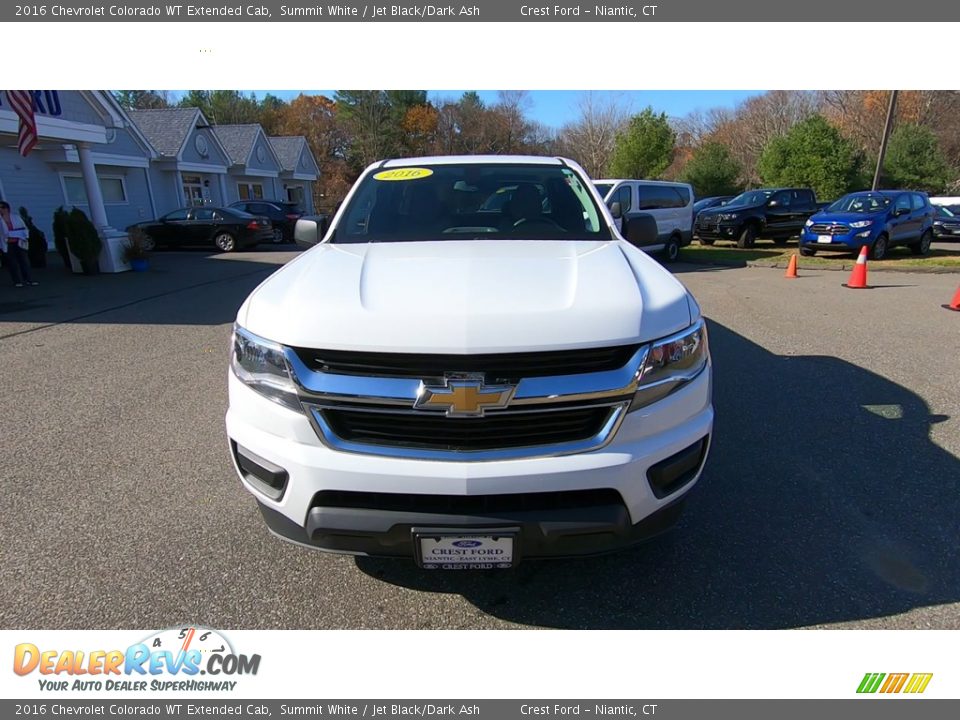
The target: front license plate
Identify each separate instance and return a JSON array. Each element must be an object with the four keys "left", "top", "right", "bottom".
[
  {"left": 817, "top": 234, "right": 832, "bottom": 243},
  {"left": 415, "top": 532, "right": 516, "bottom": 569}
]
